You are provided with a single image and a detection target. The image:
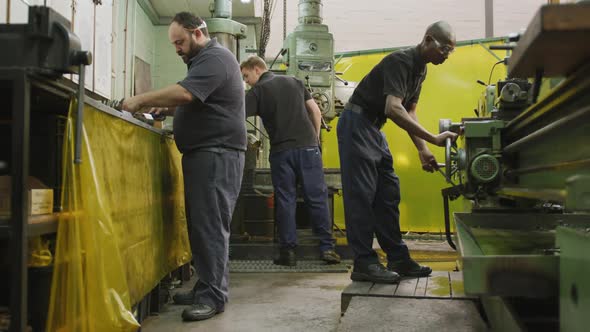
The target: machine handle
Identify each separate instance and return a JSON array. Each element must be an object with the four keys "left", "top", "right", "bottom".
[
  {"left": 442, "top": 190, "right": 456, "bottom": 250},
  {"left": 74, "top": 63, "right": 85, "bottom": 164},
  {"left": 489, "top": 44, "right": 515, "bottom": 50},
  {"left": 320, "top": 116, "right": 331, "bottom": 132},
  {"left": 74, "top": 51, "right": 92, "bottom": 164}
]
